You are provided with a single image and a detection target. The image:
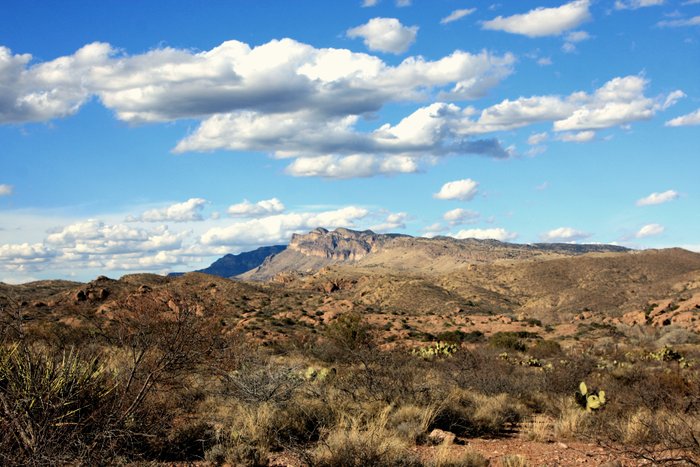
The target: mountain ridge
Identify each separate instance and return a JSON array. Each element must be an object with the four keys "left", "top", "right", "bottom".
[{"left": 240, "top": 227, "right": 631, "bottom": 281}]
